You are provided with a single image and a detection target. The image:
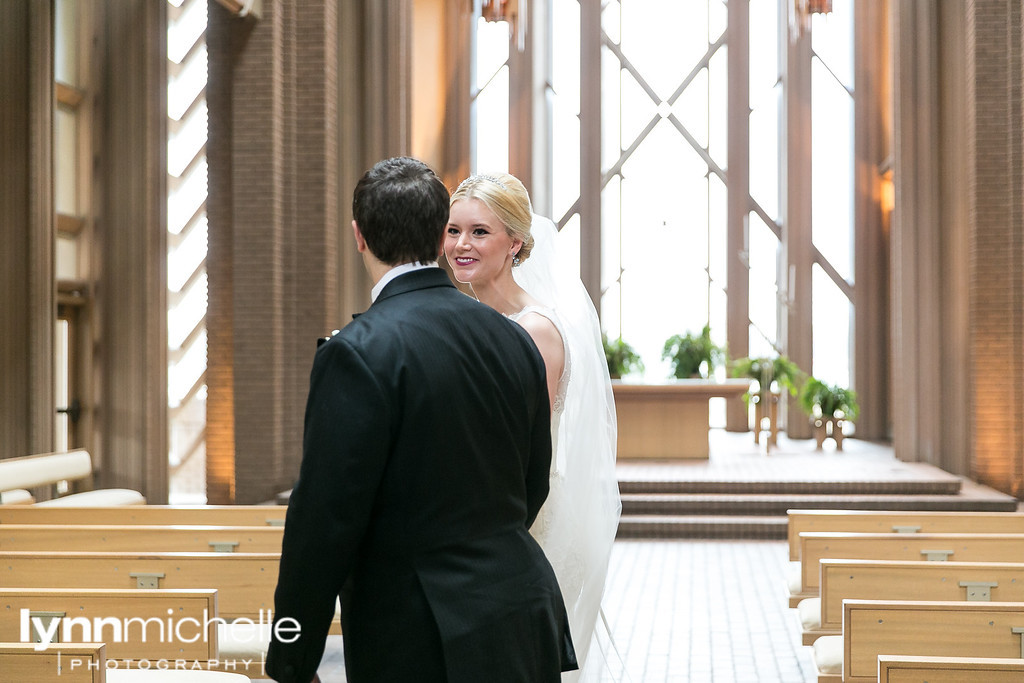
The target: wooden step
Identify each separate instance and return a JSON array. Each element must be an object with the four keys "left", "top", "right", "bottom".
[
  {"left": 617, "top": 477, "right": 963, "bottom": 496},
  {"left": 616, "top": 514, "right": 788, "bottom": 540},
  {"left": 620, "top": 491, "right": 1019, "bottom": 516}
]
